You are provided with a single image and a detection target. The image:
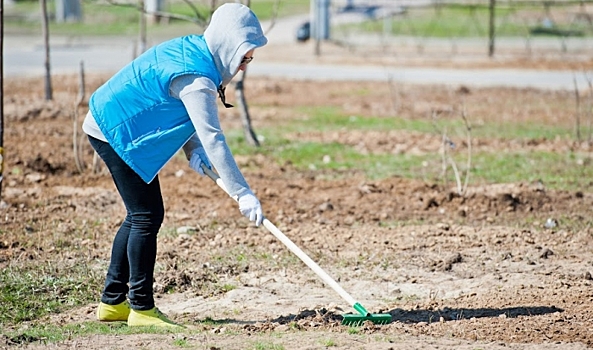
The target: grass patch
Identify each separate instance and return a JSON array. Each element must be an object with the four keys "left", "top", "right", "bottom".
[
  {"left": 469, "top": 151, "right": 593, "bottom": 189},
  {"left": 297, "top": 107, "right": 437, "bottom": 133},
  {"left": 249, "top": 0, "right": 309, "bottom": 21},
  {"left": 252, "top": 341, "right": 285, "bottom": 350},
  {"left": 5, "top": 0, "right": 147, "bottom": 36},
  {"left": 0, "top": 262, "right": 102, "bottom": 326},
  {"left": 3, "top": 0, "right": 309, "bottom": 36},
  {"left": 320, "top": 338, "right": 337, "bottom": 347},
  {"left": 224, "top": 105, "right": 588, "bottom": 191},
  {"left": 256, "top": 106, "right": 574, "bottom": 141},
  {"left": 342, "top": 4, "right": 590, "bottom": 38},
  {"left": 4, "top": 321, "right": 181, "bottom": 346}
]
